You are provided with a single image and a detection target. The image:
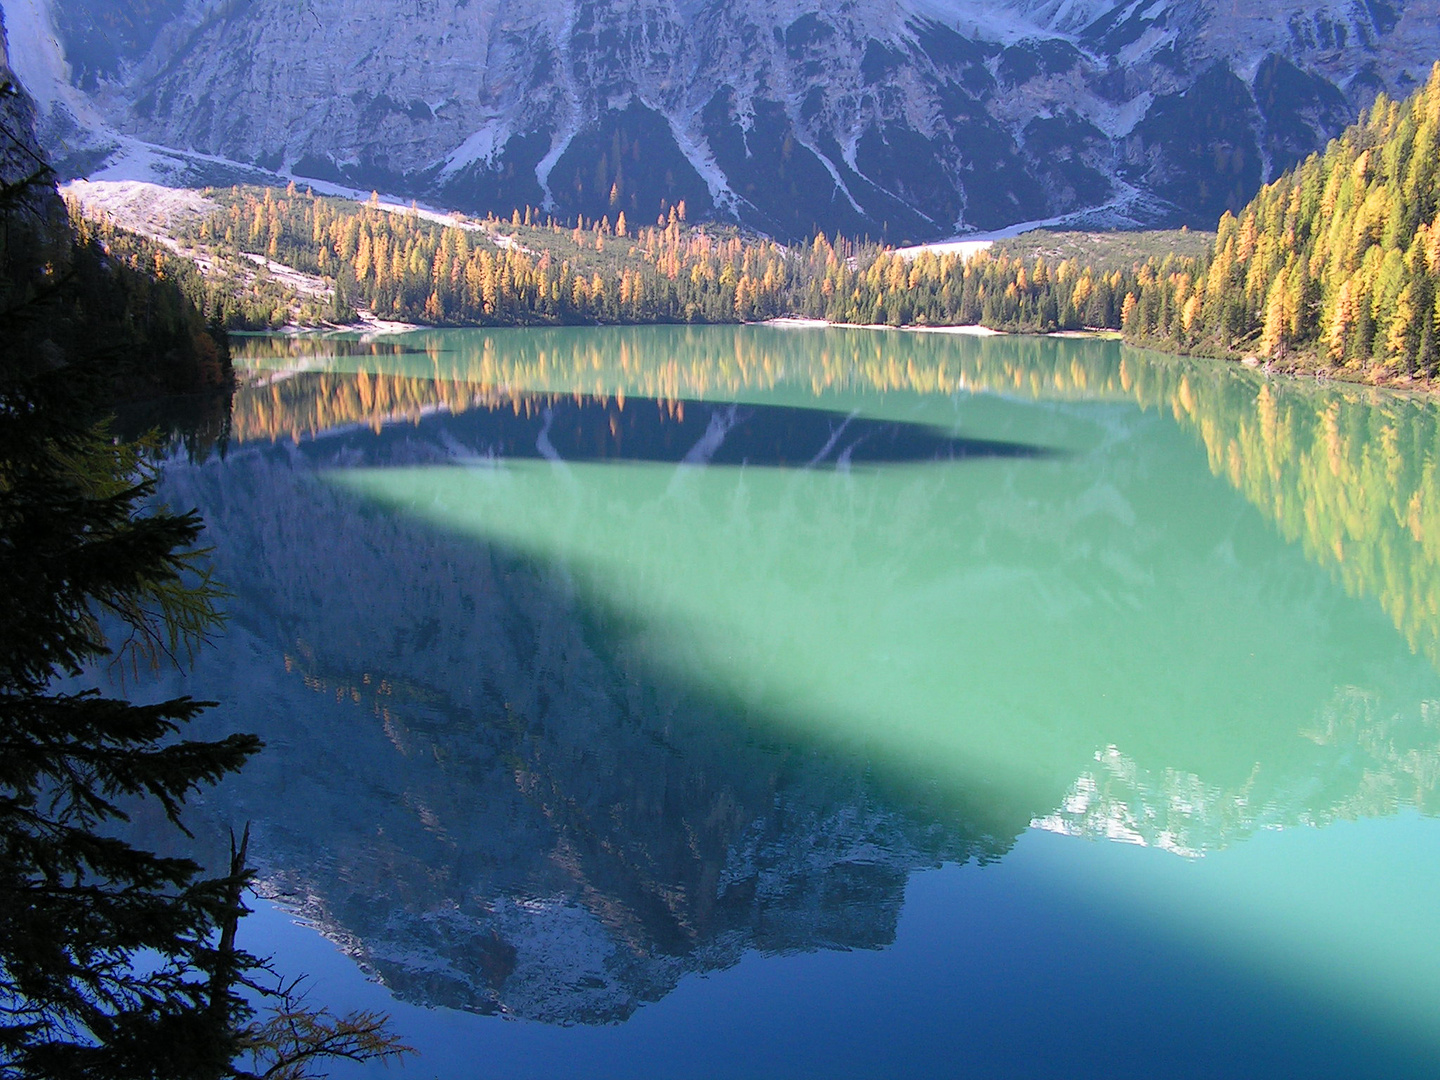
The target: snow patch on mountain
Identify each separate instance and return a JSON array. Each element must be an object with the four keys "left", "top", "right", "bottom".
[
  {"left": 440, "top": 122, "right": 511, "bottom": 179},
  {"left": 906, "top": 0, "right": 1049, "bottom": 43},
  {"left": 666, "top": 110, "right": 743, "bottom": 214}
]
